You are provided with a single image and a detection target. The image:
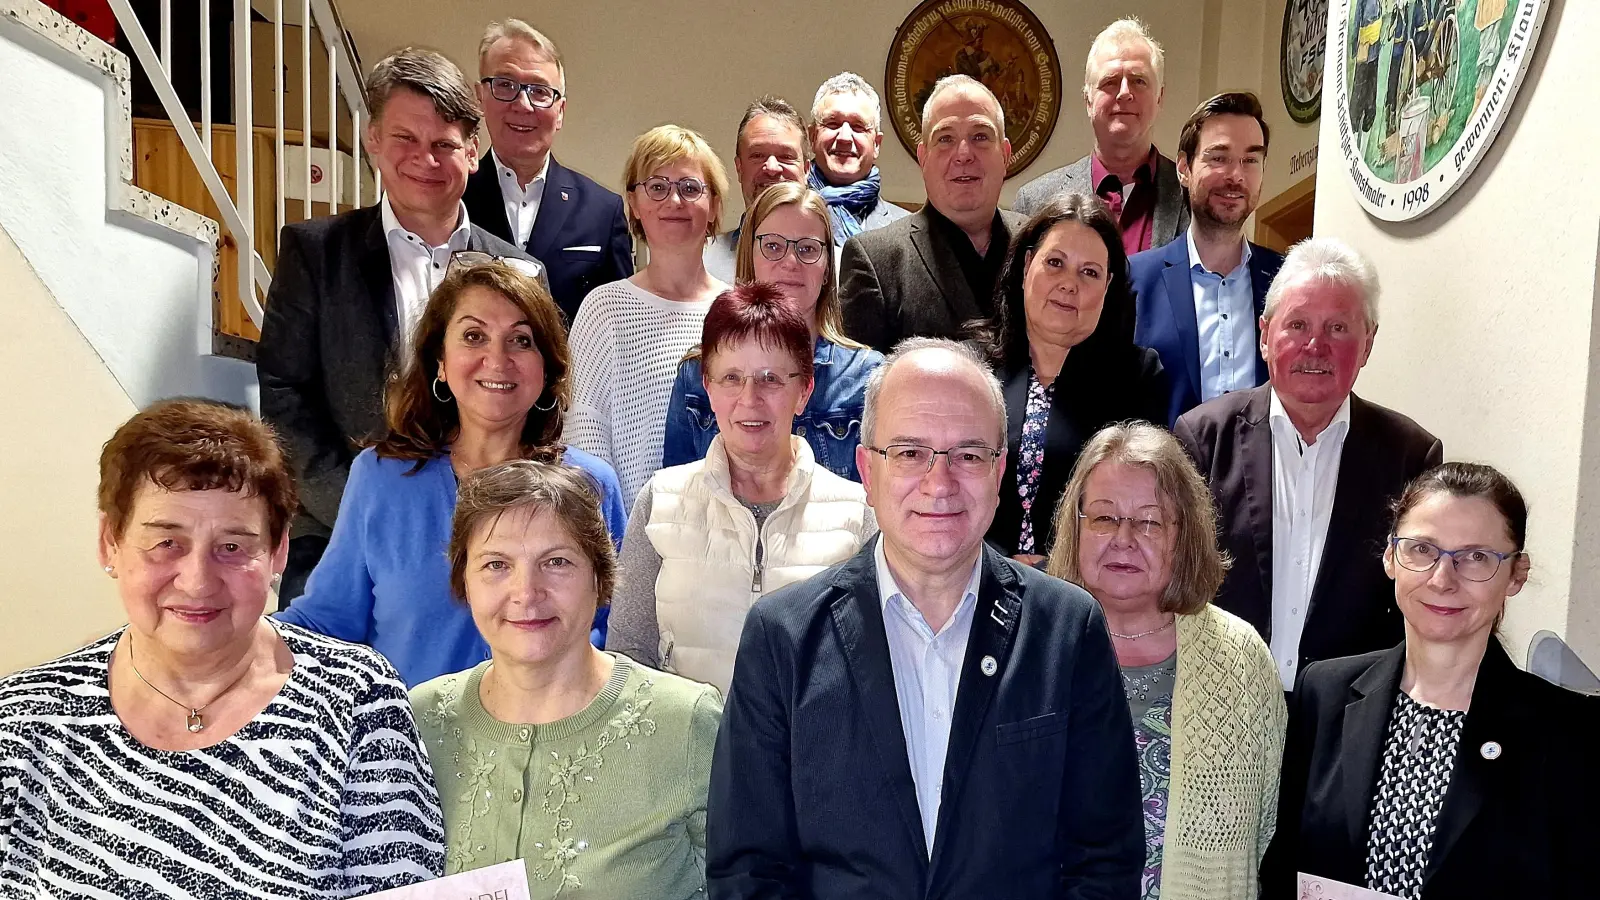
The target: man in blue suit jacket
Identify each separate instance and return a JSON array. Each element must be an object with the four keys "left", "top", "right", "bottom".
[
  {"left": 463, "top": 19, "right": 633, "bottom": 322},
  {"left": 1130, "top": 92, "right": 1283, "bottom": 425},
  {"left": 708, "top": 339, "right": 1142, "bottom": 900}
]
